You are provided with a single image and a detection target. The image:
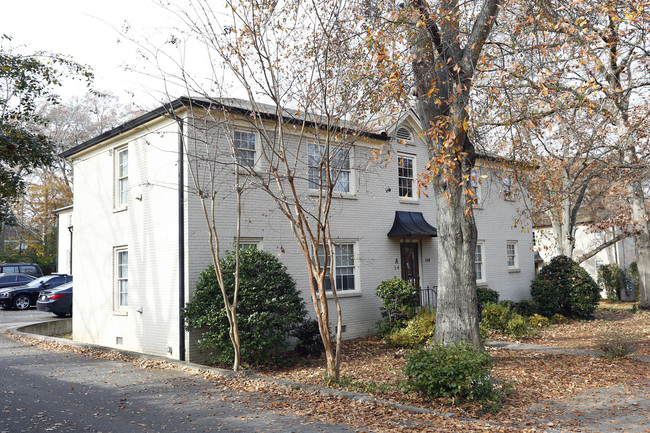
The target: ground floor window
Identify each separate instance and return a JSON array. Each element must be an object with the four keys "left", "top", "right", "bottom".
[
  {"left": 115, "top": 247, "right": 128, "bottom": 308},
  {"left": 475, "top": 241, "right": 486, "bottom": 283},
  {"left": 316, "top": 242, "right": 357, "bottom": 291}
]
